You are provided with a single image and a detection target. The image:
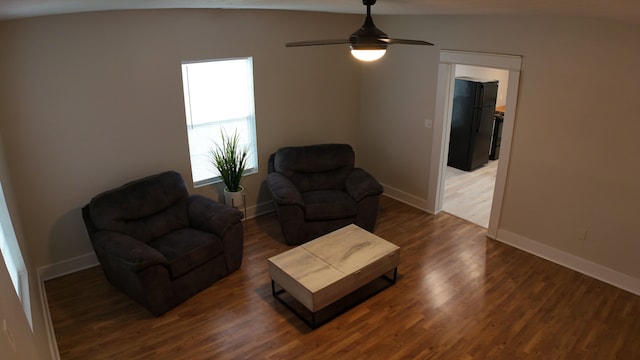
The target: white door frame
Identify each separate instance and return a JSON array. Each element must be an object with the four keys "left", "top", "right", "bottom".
[{"left": 427, "top": 50, "right": 522, "bottom": 239}]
